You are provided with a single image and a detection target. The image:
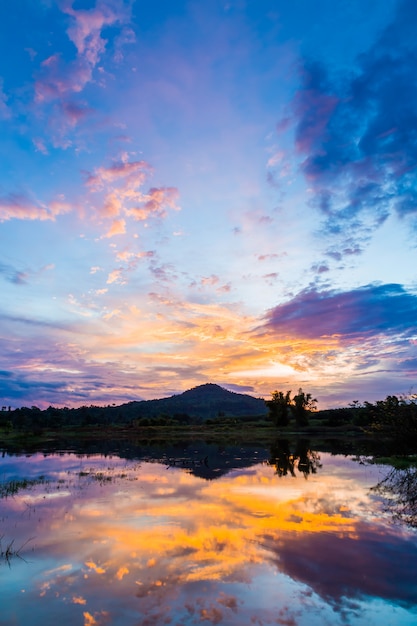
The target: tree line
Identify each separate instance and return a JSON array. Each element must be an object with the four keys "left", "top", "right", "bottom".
[{"left": 1, "top": 390, "right": 417, "bottom": 450}]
